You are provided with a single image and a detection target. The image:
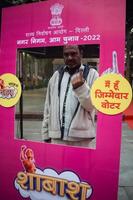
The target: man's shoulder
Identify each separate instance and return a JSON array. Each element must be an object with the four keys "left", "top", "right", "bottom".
[
  {"left": 90, "top": 67, "right": 99, "bottom": 76},
  {"left": 49, "top": 66, "right": 66, "bottom": 85},
  {"left": 49, "top": 70, "right": 59, "bottom": 84},
  {"left": 86, "top": 67, "right": 99, "bottom": 85},
  {"left": 52, "top": 70, "right": 60, "bottom": 77},
  {"left": 52, "top": 66, "right": 65, "bottom": 76}
]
